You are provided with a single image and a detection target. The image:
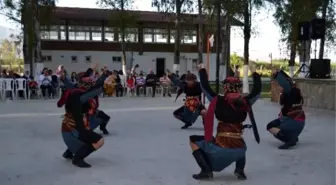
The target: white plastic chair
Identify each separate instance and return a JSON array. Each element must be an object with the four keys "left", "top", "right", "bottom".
[
  {"left": 156, "top": 86, "right": 163, "bottom": 95},
  {"left": 15, "top": 78, "right": 27, "bottom": 99},
  {"left": 0, "top": 78, "right": 4, "bottom": 100},
  {"left": 3, "top": 78, "right": 15, "bottom": 100},
  {"left": 161, "top": 85, "right": 171, "bottom": 96},
  {"left": 146, "top": 86, "right": 153, "bottom": 96}
]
